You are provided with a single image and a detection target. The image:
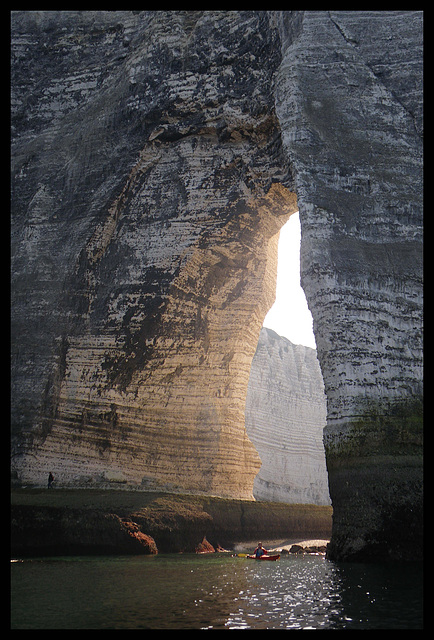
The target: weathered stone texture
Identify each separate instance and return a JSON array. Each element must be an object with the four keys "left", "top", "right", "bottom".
[
  {"left": 275, "top": 10, "right": 423, "bottom": 560},
  {"left": 11, "top": 10, "right": 296, "bottom": 499},
  {"left": 276, "top": 10, "right": 423, "bottom": 419},
  {"left": 11, "top": 489, "right": 333, "bottom": 556},
  {"left": 245, "top": 328, "right": 330, "bottom": 505},
  {"left": 11, "top": 11, "right": 422, "bottom": 560}
]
